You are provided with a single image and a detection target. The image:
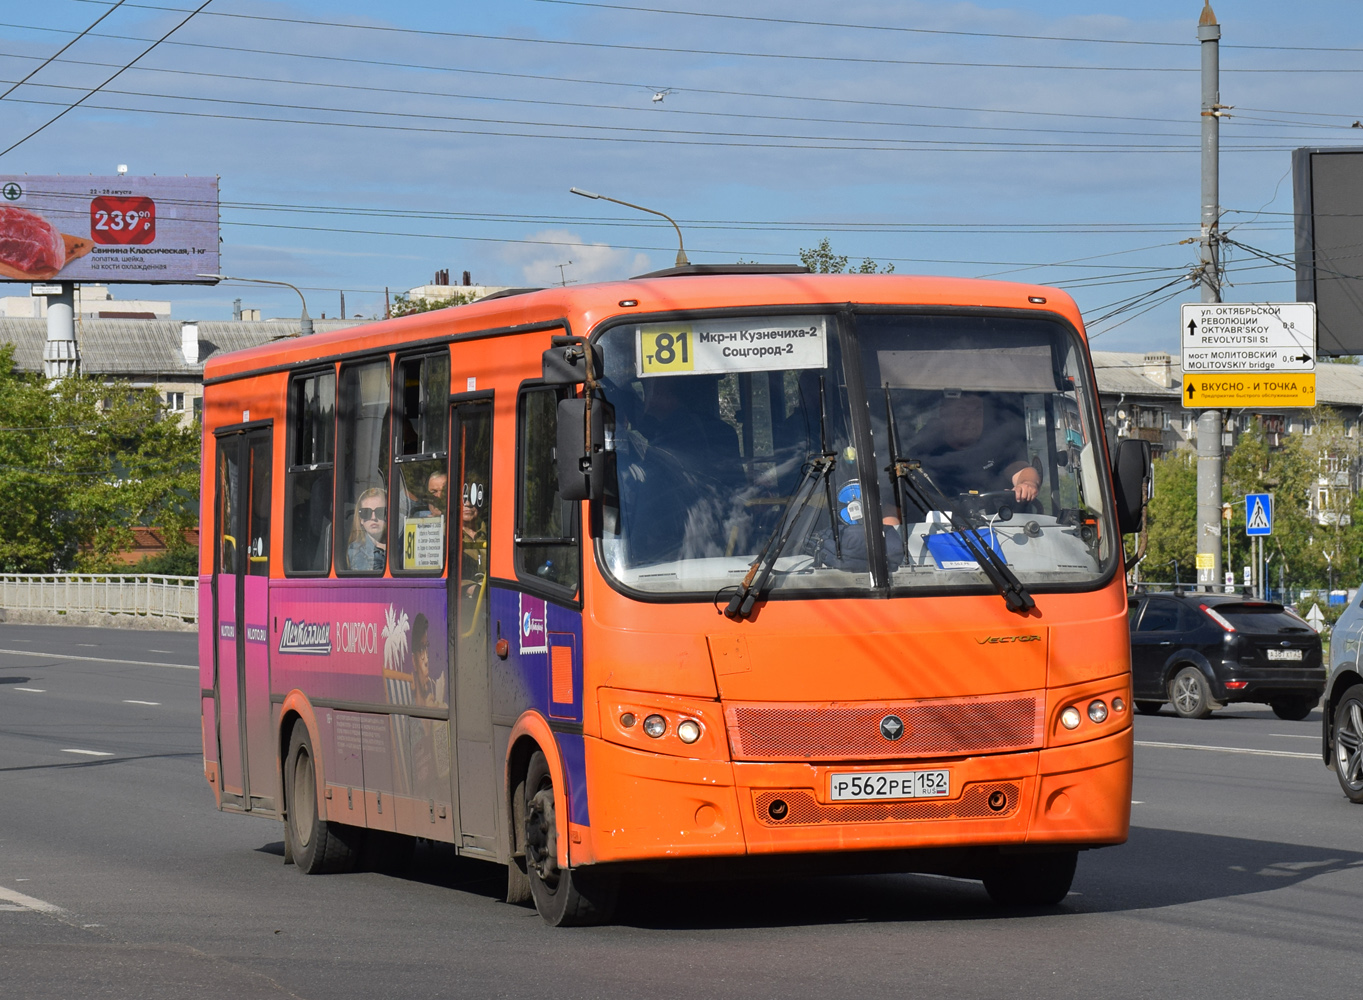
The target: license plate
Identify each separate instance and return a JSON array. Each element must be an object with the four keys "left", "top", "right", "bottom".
[
  {"left": 1266, "top": 649, "right": 1303, "bottom": 661},
  {"left": 829, "top": 769, "right": 950, "bottom": 801}
]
